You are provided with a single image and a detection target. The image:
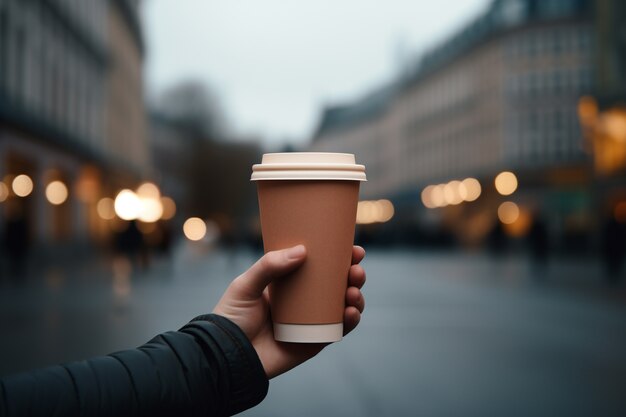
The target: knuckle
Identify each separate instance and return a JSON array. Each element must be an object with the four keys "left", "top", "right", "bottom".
[
  {"left": 230, "top": 275, "right": 248, "bottom": 293},
  {"left": 262, "top": 251, "right": 281, "bottom": 269}
]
